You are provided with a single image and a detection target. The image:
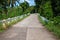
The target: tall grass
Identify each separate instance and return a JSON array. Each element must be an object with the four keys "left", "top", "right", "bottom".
[{"left": 38, "top": 15, "right": 60, "bottom": 38}]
